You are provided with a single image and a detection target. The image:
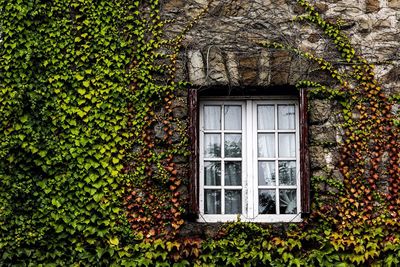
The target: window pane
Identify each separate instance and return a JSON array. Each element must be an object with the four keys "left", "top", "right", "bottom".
[
  {"left": 204, "top": 161, "right": 221, "bottom": 185},
  {"left": 278, "top": 105, "right": 295, "bottom": 130},
  {"left": 258, "top": 161, "right": 275, "bottom": 186},
  {"left": 259, "top": 190, "right": 276, "bottom": 214},
  {"left": 204, "top": 190, "right": 221, "bottom": 214},
  {"left": 204, "top": 106, "right": 221, "bottom": 130},
  {"left": 225, "top": 134, "right": 242, "bottom": 157},
  {"left": 279, "top": 190, "right": 297, "bottom": 214},
  {"left": 225, "top": 162, "right": 241, "bottom": 185},
  {"left": 258, "top": 105, "right": 274, "bottom": 130},
  {"left": 278, "top": 161, "right": 296, "bottom": 186},
  {"left": 278, "top": 133, "right": 295, "bottom": 158},
  {"left": 225, "top": 190, "right": 242, "bottom": 214},
  {"left": 224, "top": 106, "right": 241, "bottom": 130},
  {"left": 257, "top": 134, "right": 275, "bottom": 158},
  {"left": 204, "top": 134, "right": 221, "bottom": 158}
]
